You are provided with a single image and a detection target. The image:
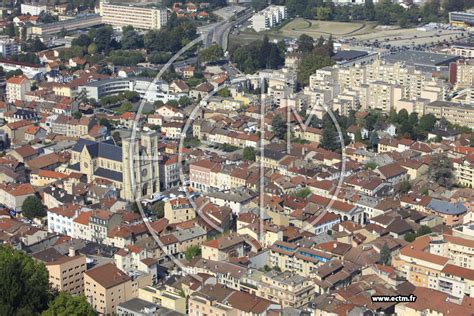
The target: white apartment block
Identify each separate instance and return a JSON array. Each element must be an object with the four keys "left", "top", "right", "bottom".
[
  {"left": 99, "top": 1, "right": 168, "bottom": 30},
  {"left": 20, "top": 3, "right": 47, "bottom": 16},
  {"left": 0, "top": 36, "right": 21, "bottom": 58},
  {"left": 252, "top": 5, "right": 287, "bottom": 32}
]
